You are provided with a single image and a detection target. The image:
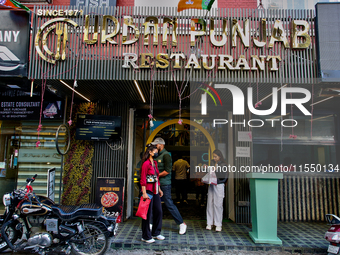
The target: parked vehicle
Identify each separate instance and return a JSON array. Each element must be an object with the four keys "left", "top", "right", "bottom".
[
  {"left": 0, "top": 174, "right": 118, "bottom": 255},
  {"left": 325, "top": 214, "right": 340, "bottom": 254}
]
